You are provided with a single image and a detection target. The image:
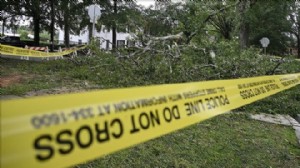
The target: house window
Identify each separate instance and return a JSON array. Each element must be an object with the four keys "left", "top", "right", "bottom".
[
  {"left": 106, "top": 40, "right": 110, "bottom": 50},
  {"left": 78, "top": 39, "right": 82, "bottom": 44},
  {"left": 117, "top": 40, "right": 125, "bottom": 48},
  {"left": 127, "top": 40, "right": 135, "bottom": 47}
]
